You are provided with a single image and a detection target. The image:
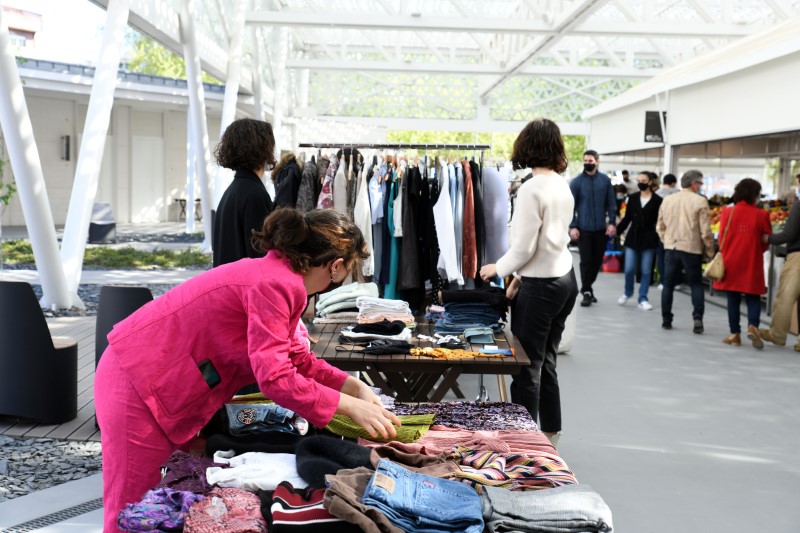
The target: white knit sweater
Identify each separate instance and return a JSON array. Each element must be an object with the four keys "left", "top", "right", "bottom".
[{"left": 495, "top": 172, "right": 574, "bottom": 279}]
